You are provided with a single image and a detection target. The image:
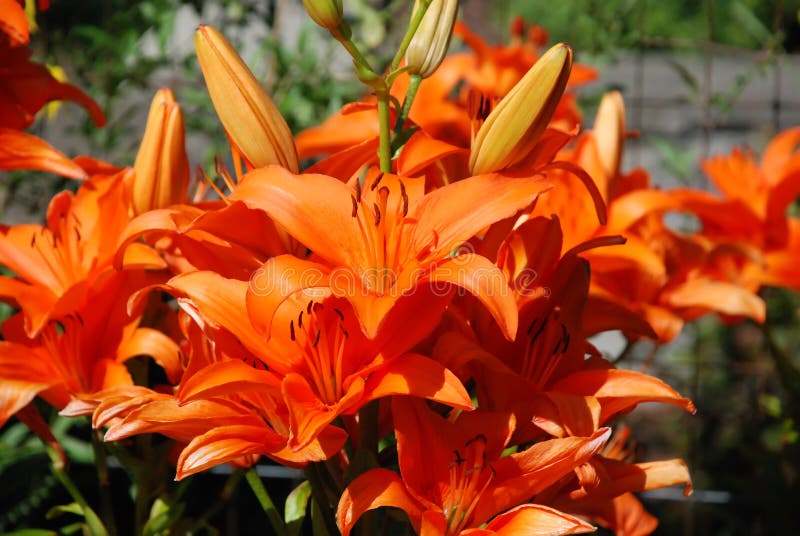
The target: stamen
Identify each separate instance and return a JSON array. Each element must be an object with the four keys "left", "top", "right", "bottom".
[
  {"left": 399, "top": 180, "right": 409, "bottom": 216},
  {"left": 333, "top": 308, "right": 344, "bottom": 321},
  {"left": 351, "top": 195, "right": 359, "bottom": 217},
  {"left": 290, "top": 320, "right": 296, "bottom": 341},
  {"left": 372, "top": 204, "right": 381, "bottom": 226},
  {"left": 307, "top": 301, "right": 314, "bottom": 314},
  {"left": 312, "top": 329, "right": 321, "bottom": 348},
  {"left": 370, "top": 172, "right": 384, "bottom": 191},
  {"left": 355, "top": 180, "right": 362, "bottom": 202},
  {"left": 338, "top": 324, "right": 349, "bottom": 338},
  {"left": 298, "top": 310, "right": 304, "bottom": 328}
]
